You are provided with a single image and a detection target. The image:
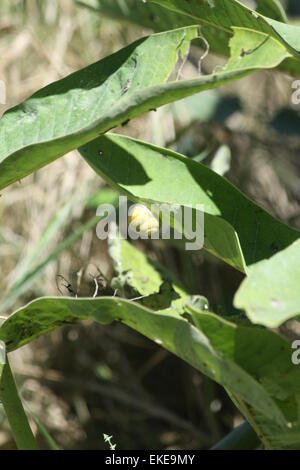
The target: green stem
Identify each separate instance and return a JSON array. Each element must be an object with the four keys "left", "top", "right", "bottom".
[
  {"left": 0, "top": 356, "right": 38, "bottom": 450},
  {"left": 211, "top": 421, "right": 260, "bottom": 450}
]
